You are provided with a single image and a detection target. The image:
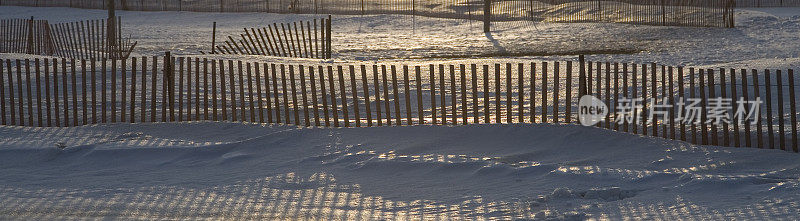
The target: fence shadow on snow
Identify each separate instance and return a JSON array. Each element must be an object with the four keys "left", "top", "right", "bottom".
[{"left": 0, "top": 55, "right": 797, "bottom": 153}]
